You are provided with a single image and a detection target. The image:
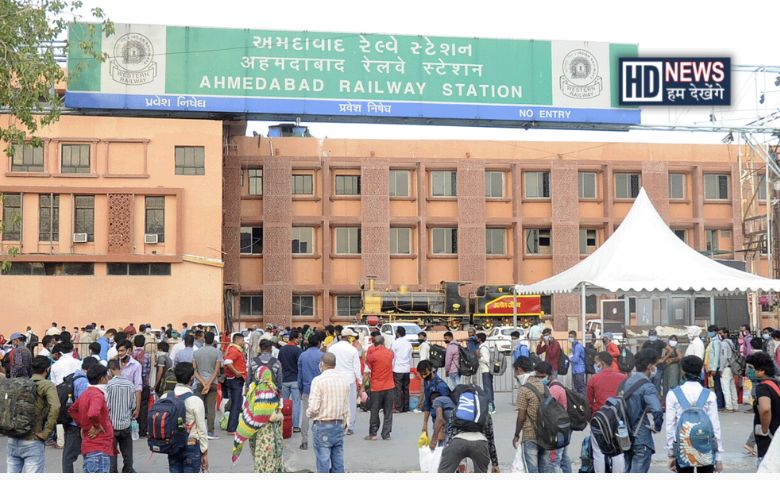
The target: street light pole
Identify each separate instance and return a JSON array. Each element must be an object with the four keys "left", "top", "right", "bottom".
[{"left": 513, "top": 285, "right": 518, "bottom": 328}]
